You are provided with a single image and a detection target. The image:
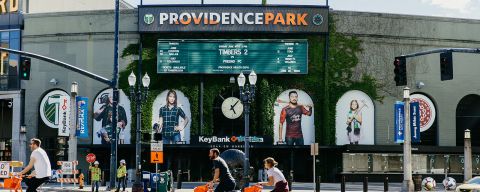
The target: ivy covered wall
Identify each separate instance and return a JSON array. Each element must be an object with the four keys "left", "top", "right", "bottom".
[{"left": 119, "top": 17, "right": 381, "bottom": 145}]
